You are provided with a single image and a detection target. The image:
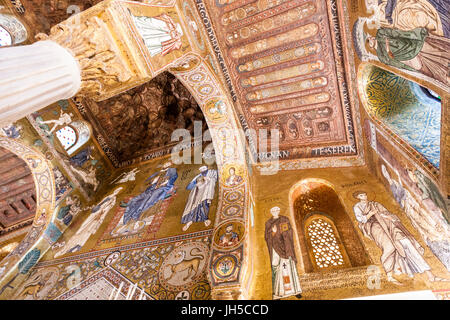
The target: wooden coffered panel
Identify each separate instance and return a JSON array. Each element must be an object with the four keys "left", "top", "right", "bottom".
[{"left": 199, "top": 0, "right": 358, "bottom": 162}]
